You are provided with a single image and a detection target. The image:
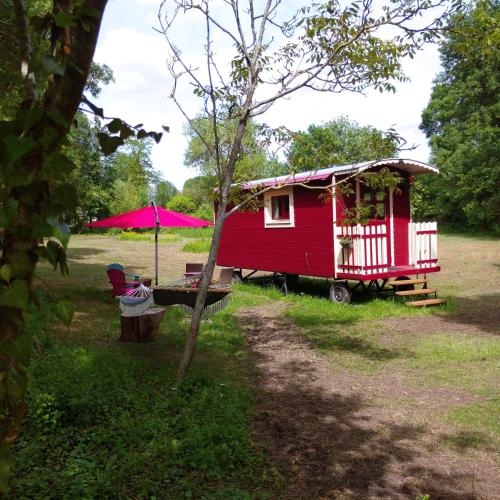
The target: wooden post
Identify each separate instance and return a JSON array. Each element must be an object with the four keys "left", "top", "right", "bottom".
[
  {"left": 119, "top": 307, "right": 165, "bottom": 342},
  {"left": 151, "top": 201, "right": 160, "bottom": 286}
]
